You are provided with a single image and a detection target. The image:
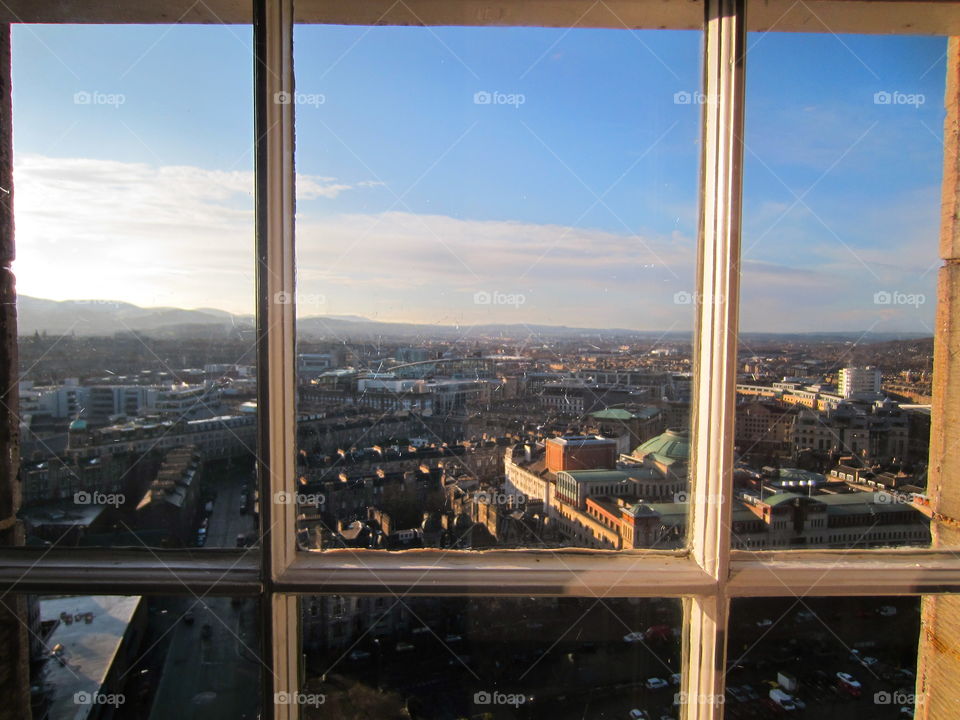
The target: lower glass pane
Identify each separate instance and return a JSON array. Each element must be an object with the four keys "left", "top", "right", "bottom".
[
  {"left": 300, "top": 596, "right": 682, "bottom": 719},
  {"left": 22, "top": 593, "right": 261, "bottom": 720},
  {"left": 727, "top": 596, "right": 920, "bottom": 719}
]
